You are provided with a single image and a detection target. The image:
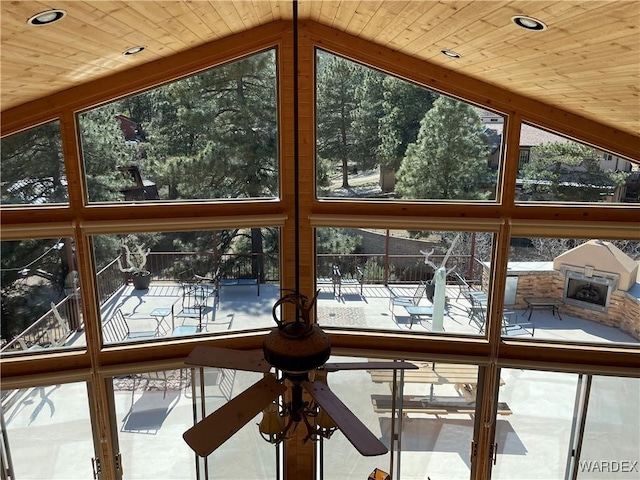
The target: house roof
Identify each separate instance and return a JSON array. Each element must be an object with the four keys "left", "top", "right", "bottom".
[
  {"left": 482, "top": 123, "right": 571, "bottom": 147},
  {"left": 1, "top": 1, "right": 639, "bottom": 138}
]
